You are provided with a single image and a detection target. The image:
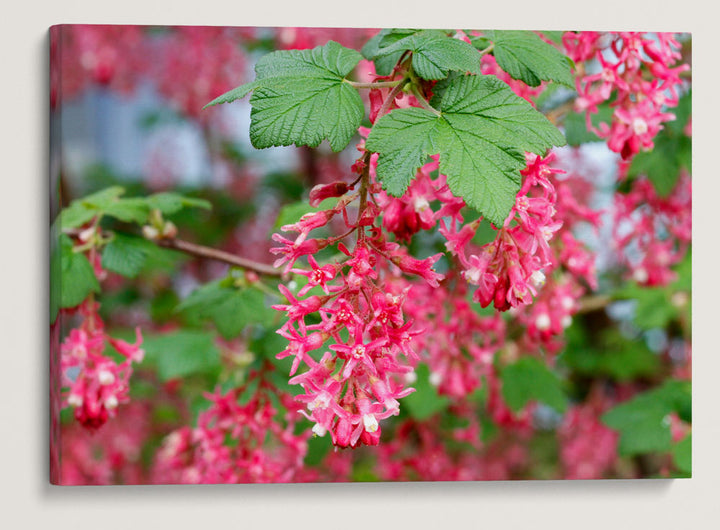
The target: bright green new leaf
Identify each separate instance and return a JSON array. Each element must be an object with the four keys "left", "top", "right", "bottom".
[
  {"left": 145, "top": 192, "right": 212, "bottom": 215},
  {"left": 500, "top": 356, "right": 568, "bottom": 413},
  {"left": 59, "top": 187, "right": 212, "bottom": 230},
  {"left": 101, "top": 234, "right": 148, "bottom": 278},
  {"left": 205, "top": 41, "right": 365, "bottom": 152},
  {"left": 59, "top": 186, "right": 125, "bottom": 229},
  {"left": 366, "top": 74, "right": 566, "bottom": 225},
  {"left": 58, "top": 234, "right": 100, "bottom": 308},
  {"left": 484, "top": 30, "right": 575, "bottom": 88},
  {"left": 372, "top": 30, "right": 481, "bottom": 80}
]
